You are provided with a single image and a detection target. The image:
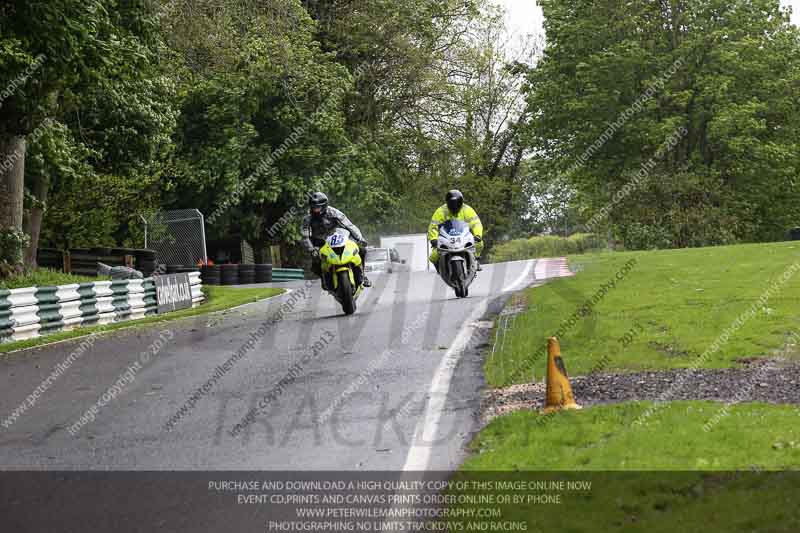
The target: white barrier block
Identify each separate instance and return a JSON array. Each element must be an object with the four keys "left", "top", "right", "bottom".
[
  {"left": 97, "top": 312, "right": 117, "bottom": 325},
  {"left": 127, "top": 279, "right": 145, "bottom": 295},
  {"left": 11, "top": 322, "right": 41, "bottom": 341},
  {"left": 7, "top": 287, "right": 37, "bottom": 308},
  {"left": 61, "top": 316, "right": 85, "bottom": 330},
  {"left": 95, "top": 296, "right": 116, "bottom": 315},
  {"left": 59, "top": 300, "right": 83, "bottom": 322},
  {"left": 10, "top": 305, "right": 40, "bottom": 328},
  {"left": 93, "top": 281, "right": 114, "bottom": 299},
  {"left": 55, "top": 284, "right": 81, "bottom": 303}
]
